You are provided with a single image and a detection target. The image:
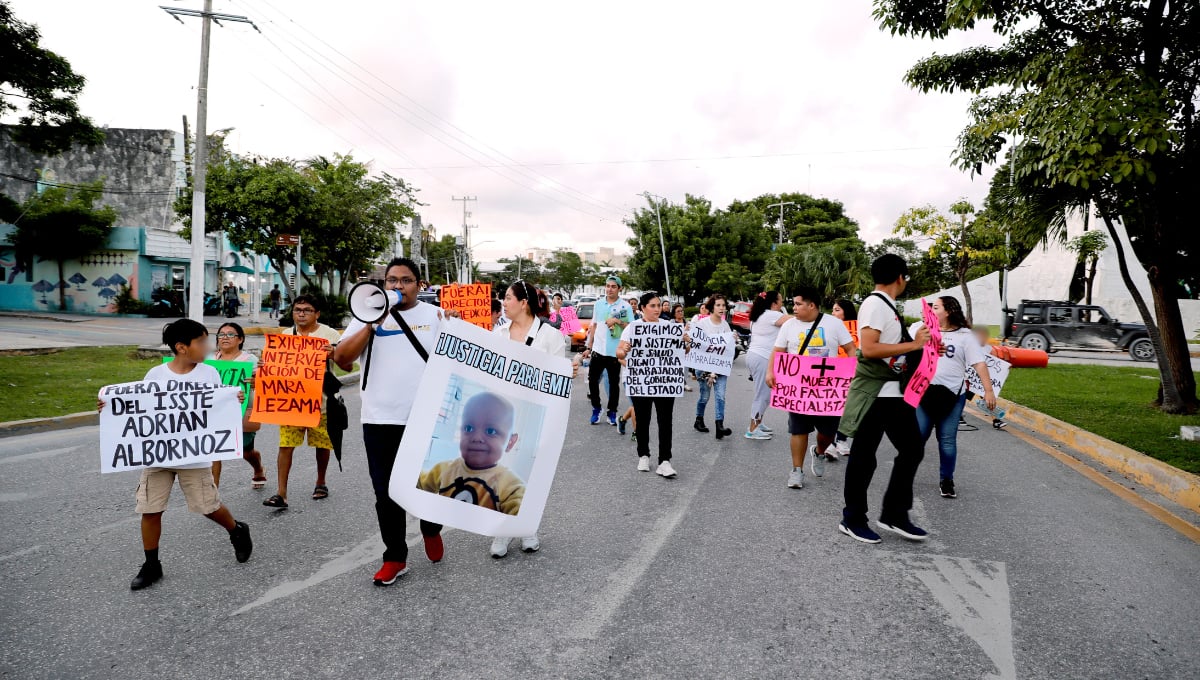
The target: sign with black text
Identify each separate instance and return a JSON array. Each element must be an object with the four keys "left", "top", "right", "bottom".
[
  {"left": 624, "top": 321, "right": 686, "bottom": 397},
  {"left": 682, "top": 324, "right": 735, "bottom": 376},
  {"left": 966, "top": 354, "right": 1011, "bottom": 398}
]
